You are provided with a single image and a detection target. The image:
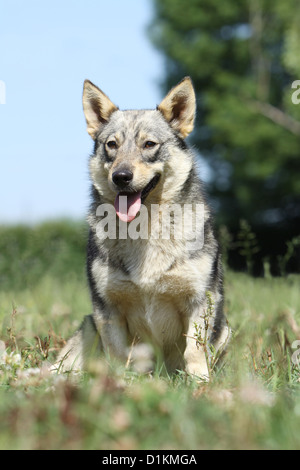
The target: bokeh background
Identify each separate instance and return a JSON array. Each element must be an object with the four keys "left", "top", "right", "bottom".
[{"left": 1, "top": 0, "right": 300, "bottom": 275}]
